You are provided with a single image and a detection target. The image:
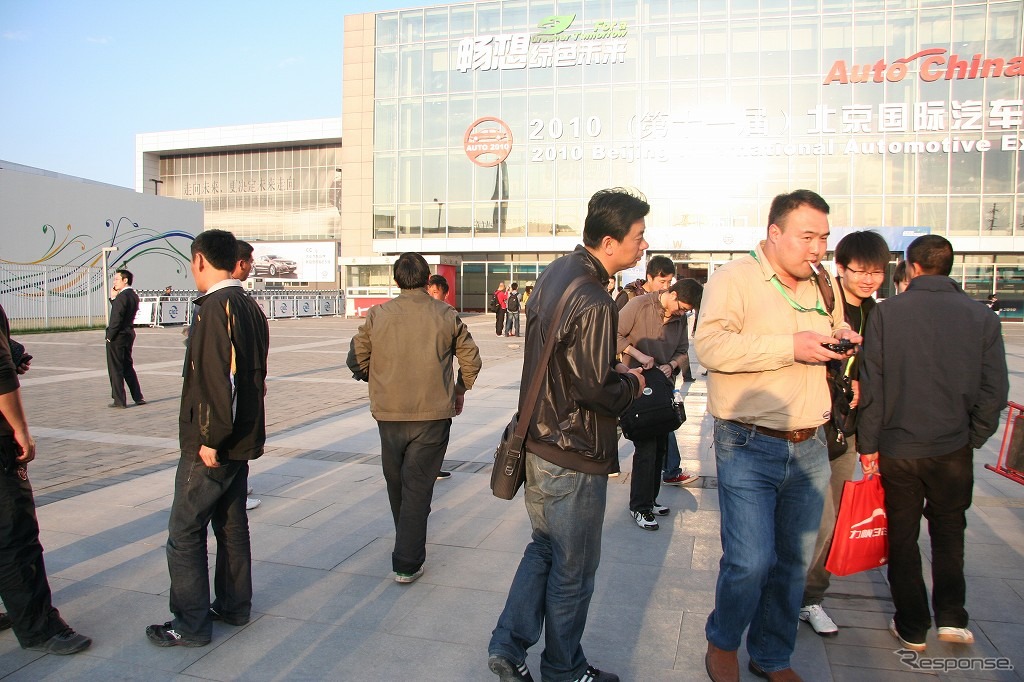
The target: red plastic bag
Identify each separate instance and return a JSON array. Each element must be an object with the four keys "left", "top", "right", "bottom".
[{"left": 825, "top": 475, "right": 888, "bottom": 576}]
